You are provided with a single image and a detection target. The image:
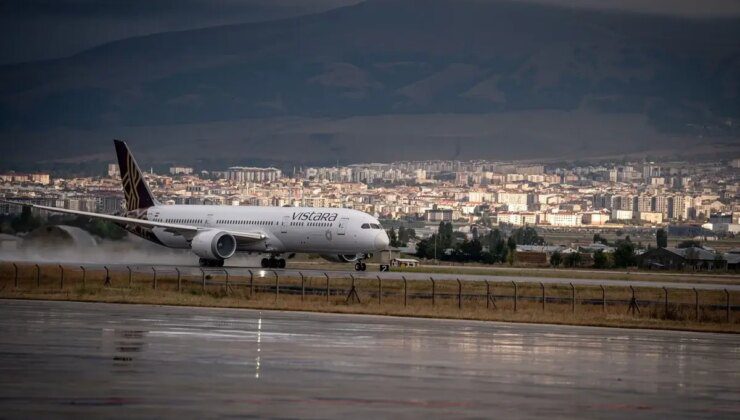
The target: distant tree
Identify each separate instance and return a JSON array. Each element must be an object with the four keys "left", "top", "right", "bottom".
[
  {"left": 677, "top": 239, "right": 702, "bottom": 249},
  {"left": 593, "top": 233, "right": 608, "bottom": 245},
  {"left": 564, "top": 252, "right": 582, "bottom": 268},
  {"left": 387, "top": 228, "right": 399, "bottom": 247},
  {"left": 397, "top": 226, "right": 409, "bottom": 246},
  {"left": 550, "top": 251, "right": 562, "bottom": 268},
  {"left": 656, "top": 228, "right": 668, "bottom": 248},
  {"left": 480, "top": 251, "right": 496, "bottom": 265},
  {"left": 407, "top": 227, "right": 417, "bottom": 239},
  {"left": 510, "top": 226, "right": 545, "bottom": 245},
  {"left": 86, "top": 219, "right": 126, "bottom": 240},
  {"left": 593, "top": 250, "right": 608, "bottom": 269},
  {"left": 415, "top": 236, "right": 430, "bottom": 259},
  {"left": 438, "top": 221, "right": 454, "bottom": 249},
  {"left": 459, "top": 239, "right": 483, "bottom": 261},
  {"left": 10, "top": 207, "right": 42, "bottom": 233},
  {"left": 492, "top": 236, "right": 507, "bottom": 264},
  {"left": 506, "top": 236, "right": 517, "bottom": 266},
  {"left": 625, "top": 235, "right": 631, "bottom": 243},
  {"left": 613, "top": 242, "right": 636, "bottom": 268}
]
